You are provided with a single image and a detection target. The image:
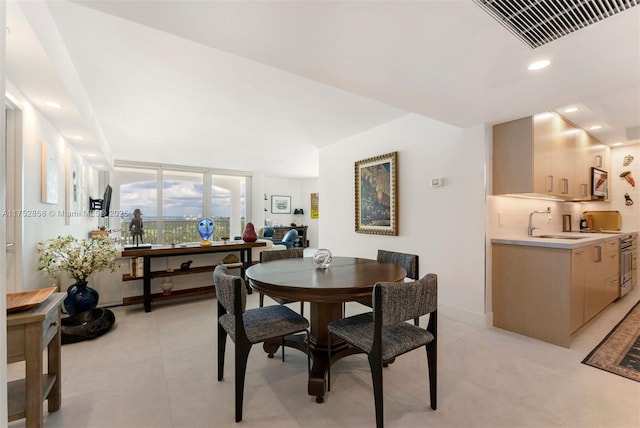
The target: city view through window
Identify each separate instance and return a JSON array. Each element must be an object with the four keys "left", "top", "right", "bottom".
[{"left": 112, "top": 166, "right": 247, "bottom": 245}]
